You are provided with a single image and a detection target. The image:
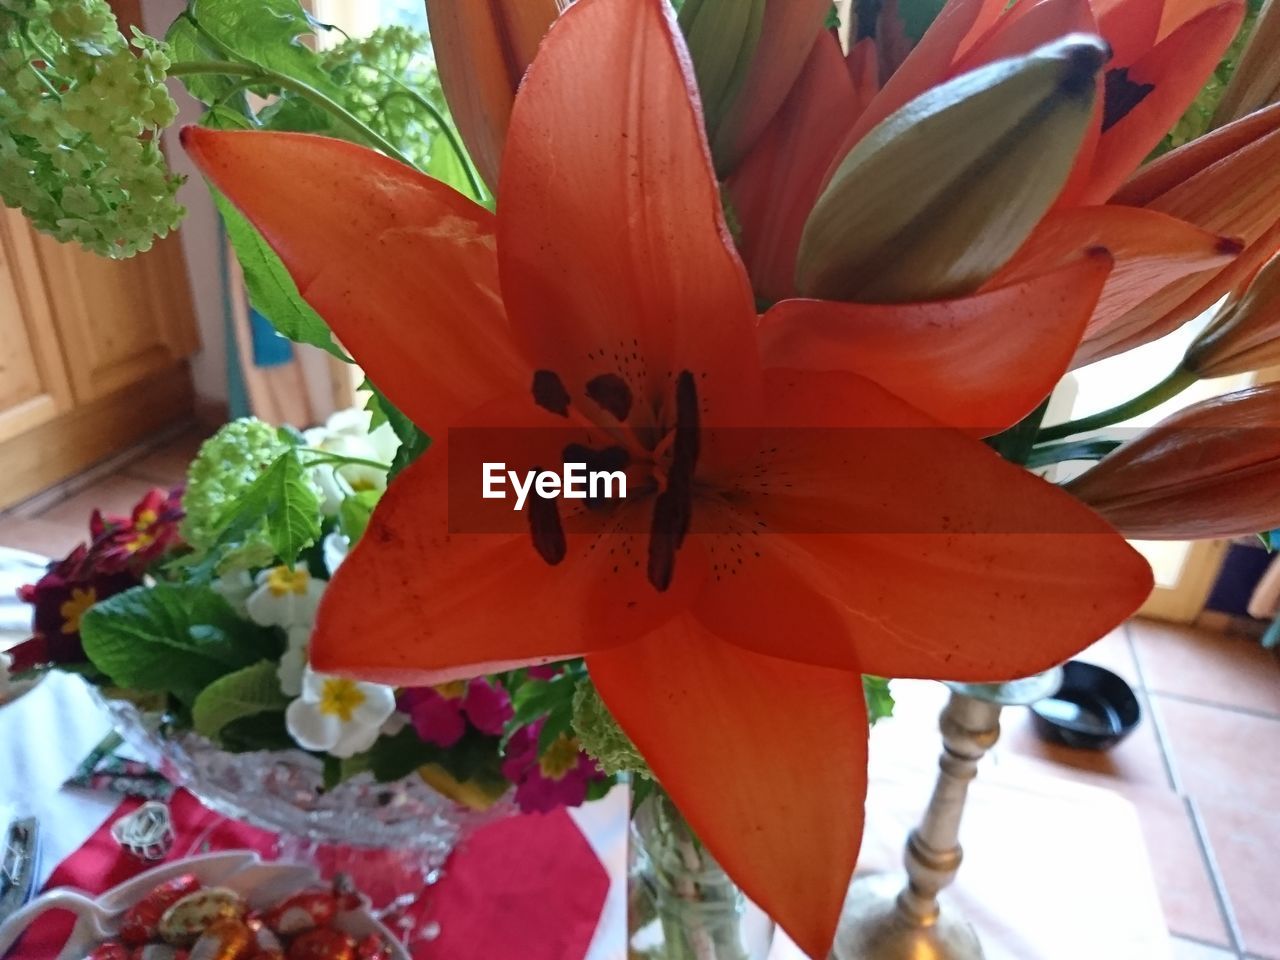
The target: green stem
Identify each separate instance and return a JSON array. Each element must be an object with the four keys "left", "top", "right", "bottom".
[
  {"left": 1035, "top": 367, "right": 1199, "bottom": 444},
  {"left": 167, "top": 60, "right": 419, "bottom": 171},
  {"left": 1024, "top": 437, "right": 1122, "bottom": 470},
  {"left": 363, "top": 66, "right": 486, "bottom": 201},
  {"left": 301, "top": 451, "right": 392, "bottom": 472}
]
